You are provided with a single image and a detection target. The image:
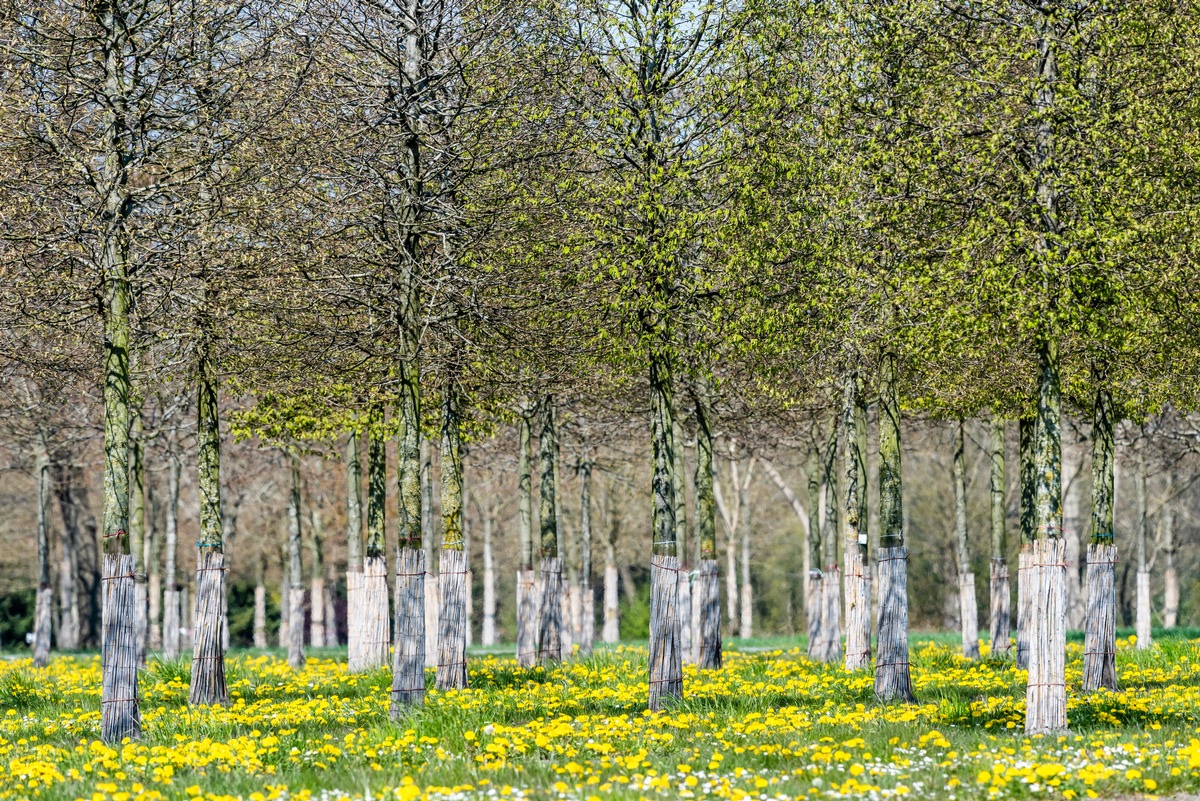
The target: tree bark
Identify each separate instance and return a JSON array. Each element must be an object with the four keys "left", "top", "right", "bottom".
[
  {"left": 162, "top": 452, "right": 182, "bottom": 661},
  {"left": 325, "top": 573, "right": 337, "bottom": 649},
  {"left": 462, "top": 464, "right": 473, "bottom": 648},
  {"left": 95, "top": 0, "right": 140, "bottom": 742},
  {"left": 693, "top": 391, "right": 720, "bottom": 668},
  {"left": 34, "top": 442, "right": 53, "bottom": 667},
  {"left": 130, "top": 407, "right": 147, "bottom": 667},
  {"left": 1134, "top": 446, "right": 1152, "bottom": 649},
  {"left": 579, "top": 458, "right": 595, "bottom": 657},
  {"left": 537, "top": 397, "right": 563, "bottom": 665},
  {"left": 309, "top": 511, "right": 326, "bottom": 649},
  {"left": 1164, "top": 500, "right": 1178, "bottom": 629},
  {"left": 190, "top": 346, "right": 228, "bottom": 705},
  {"left": 147, "top": 478, "right": 161, "bottom": 652},
  {"left": 875, "top": 352, "right": 913, "bottom": 702},
  {"left": 844, "top": 374, "right": 871, "bottom": 670},
  {"left": 988, "top": 418, "right": 1010, "bottom": 658},
  {"left": 954, "top": 419, "right": 979, "bottom": 659},
  {"left": 738, "top": 456, "right": 753, "bottom": 640},
  {"left": 345, "top": 431, "right": 364, "bottom": 668},
  {"left": 1026, "top": 339, "right": 1066, "bottom": 733},
  {"left": 391, "top": 357, "right": 425, "bottom": 712},
  {"left": 422, "top": 438, "right": 438, "bottom": 668},
  {"left": 437, "top": 384, "right": 468, "bottom": 689},
  {"left": 814, "top": 412, "right": 841, "bottom": 664},
  {"left": 1017, "top": 416, "right": 1036, "bottom": 669},
  {"left": 278, "top": 544, "right": 290, "bottom": 649},
  {"left": 516, "top": 406, "right": 536, "bottom": 665},
  {"left": 54, "top": 460, "right": 99, "bottom": 649},
  {"left": 482, "top": 509, "right": 496, "bottom": 646},
  {"left": 253, "top": 554, "right": 268, "bottom": 649},
  {"left": 356, "top": 409, "right": 390, "bottom": 671},
  {"left": 287, "top": 457, "right": 305, "bottom": 671},
  {"left": 672, "top": 424, "right": 691, "bottom": 661},
  {"left": 55, "top": 461, "right": 80, "bottom": 651},
  {"left": 1062, "top": 431, "right": 1086, "bottom": 629},
  {"left": 1083, "top": 387, "right": 1117, "bottom": 690},
  {"left": 1023, "top": 0, "right": 1069, "bottom": 732},
  {"left": 648, "top": 358, "right": 682, "bottom": 709},
  {"left": 805, "top": 446, "right": 822, "bottom": 660}
]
